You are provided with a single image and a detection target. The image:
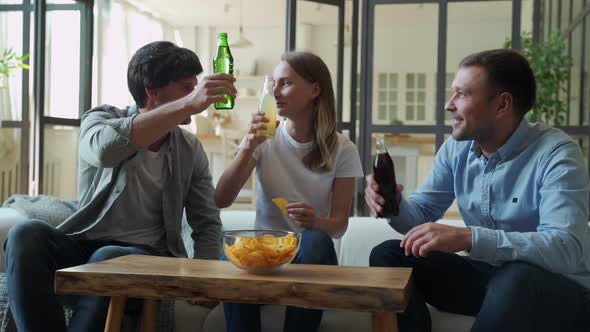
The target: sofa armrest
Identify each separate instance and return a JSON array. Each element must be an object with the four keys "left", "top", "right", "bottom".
[{"left": 0, "top": 208, "right": 29, "bottom": 272}]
